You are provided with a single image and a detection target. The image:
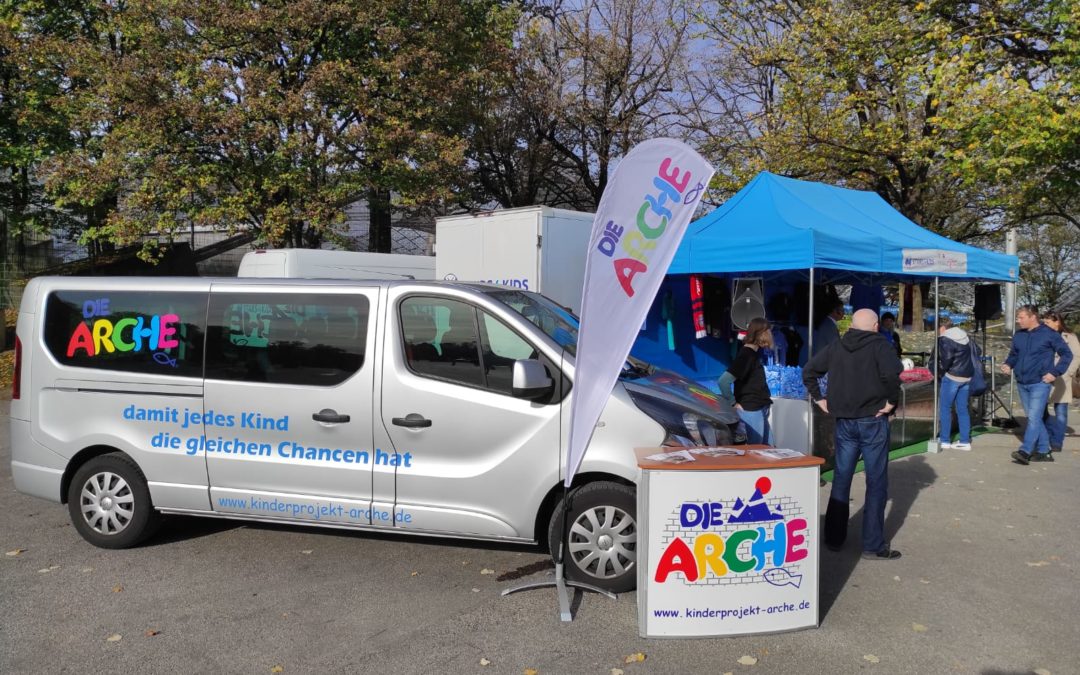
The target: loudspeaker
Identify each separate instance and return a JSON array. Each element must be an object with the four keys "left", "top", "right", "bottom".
[
  {"left": 973, "top": 284, "right": 1002, "bottom": 321},
  {"left": 731, "top": 277, "right": 765, "bottom": 329}
]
